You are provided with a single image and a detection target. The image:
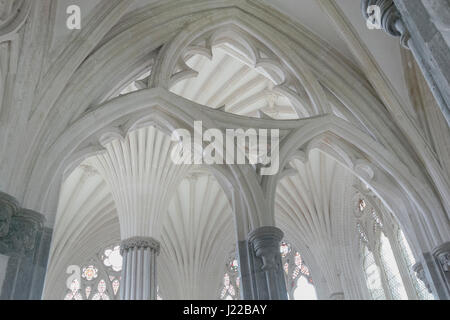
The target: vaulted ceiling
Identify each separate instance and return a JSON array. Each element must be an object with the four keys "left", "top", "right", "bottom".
[{"left": 35, "top": 0, "right": 449, "bottom": 300}]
